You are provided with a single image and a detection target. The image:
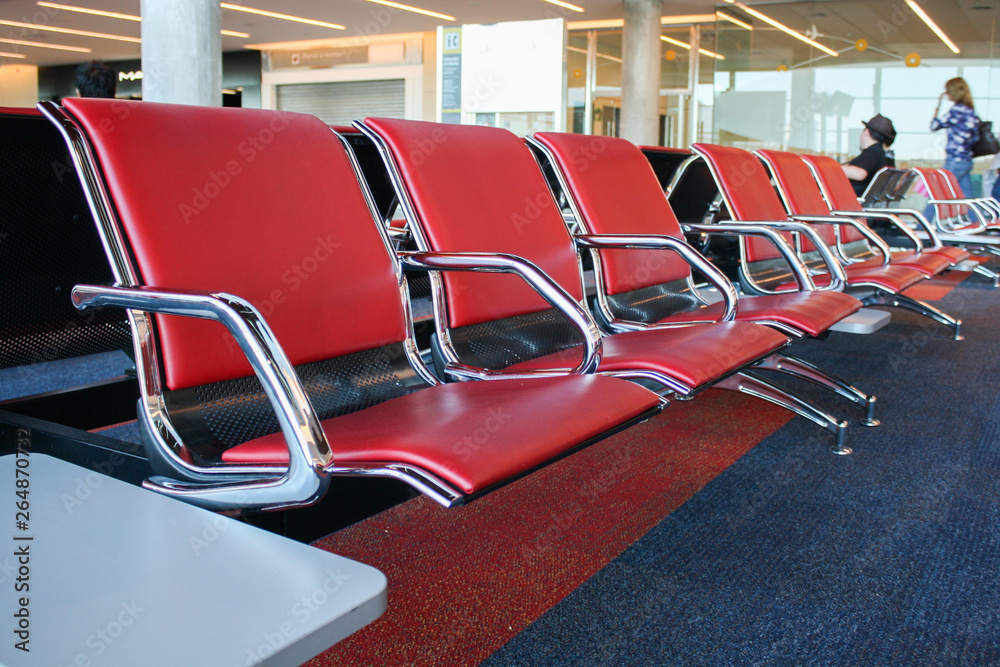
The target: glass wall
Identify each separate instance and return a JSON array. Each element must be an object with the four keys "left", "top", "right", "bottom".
[
  {"left": 711, "top": 0, "right": 1000, "bottom": 192},
  {"left": 566, "top": 24, "right": 720, "bottom": 146}
]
